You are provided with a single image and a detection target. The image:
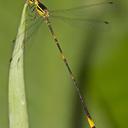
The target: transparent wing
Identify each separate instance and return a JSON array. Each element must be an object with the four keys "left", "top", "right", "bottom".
[
  {"left": 48, "top": 1, "right": 113, "bottom": 27},
  {"left": 49, "top": 15, "right": 109, "bottom": 25},
  {"left": 14, "top": 1, "right": 113, "bottom": 42},
  {"left": 14, "top": 5, "right": 44, "bottom": 44},
  {"left": 49, "top": 1, "right": 113, "bottom": 16},
  {"left": 24, "top": 17, "right": 43, "bottom": 42}
]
